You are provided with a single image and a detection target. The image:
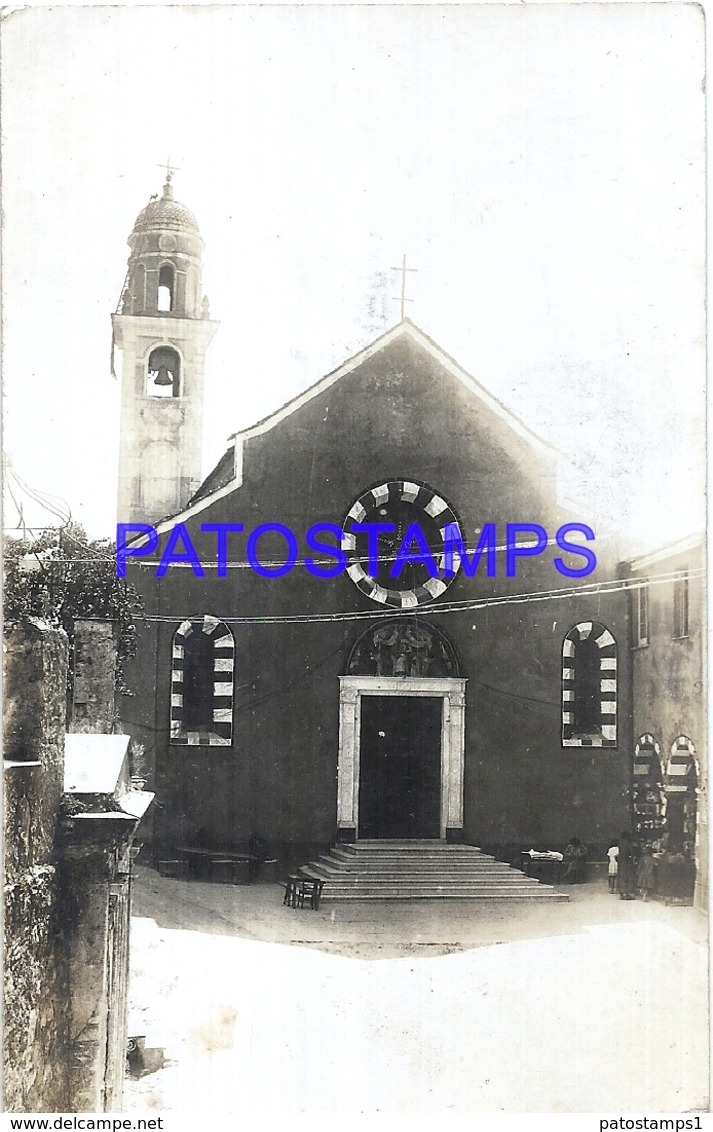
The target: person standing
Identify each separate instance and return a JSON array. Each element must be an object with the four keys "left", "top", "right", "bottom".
[
  {"left": 618, "top": 830, "right": 637, "bottom": 899},
  {"left": 607, "top": 840, "right": 619, "bottom": 893},
  {"left": 637, "top": 844, "right": 656, "bottom": 902},
  {"left": 564, "top": 836, "right": 588, "bottom": 883}
]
